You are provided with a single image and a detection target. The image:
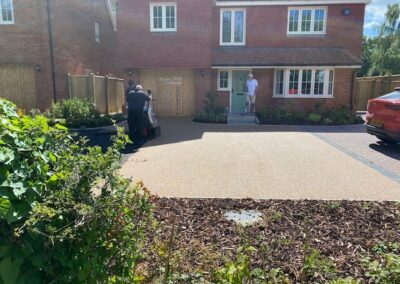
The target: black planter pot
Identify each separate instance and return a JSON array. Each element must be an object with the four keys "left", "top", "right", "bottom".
[{"left": 69, "top": 121, "right": 128, "bottom": 152}]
